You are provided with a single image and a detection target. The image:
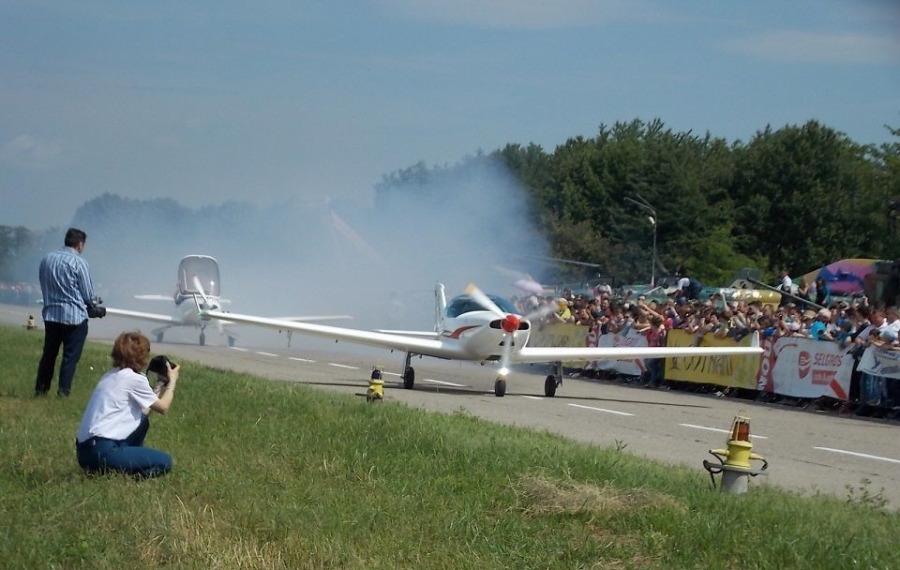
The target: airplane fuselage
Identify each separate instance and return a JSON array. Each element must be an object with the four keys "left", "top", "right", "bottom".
[{"left": 439, "top": 310, "right": 531, "bottom": 361}]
